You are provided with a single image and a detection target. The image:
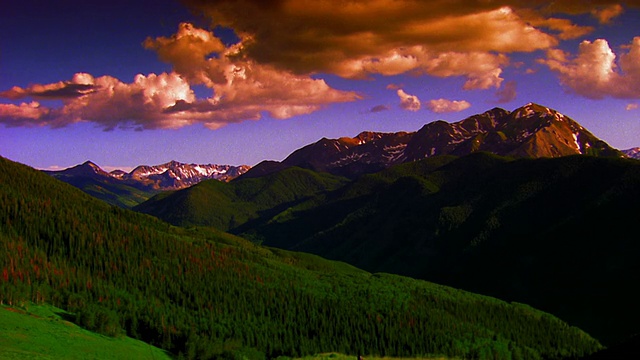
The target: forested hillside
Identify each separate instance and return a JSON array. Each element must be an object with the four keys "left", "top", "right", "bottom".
[
  {"left": 0, "top": 156, "right": 602, "bottom": 359},
  {"left": 231, "top": 153, "right": 640, "bottom": 345},
  {"left": 135, "top": 166, "right": 348, "bottom": 230}
]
